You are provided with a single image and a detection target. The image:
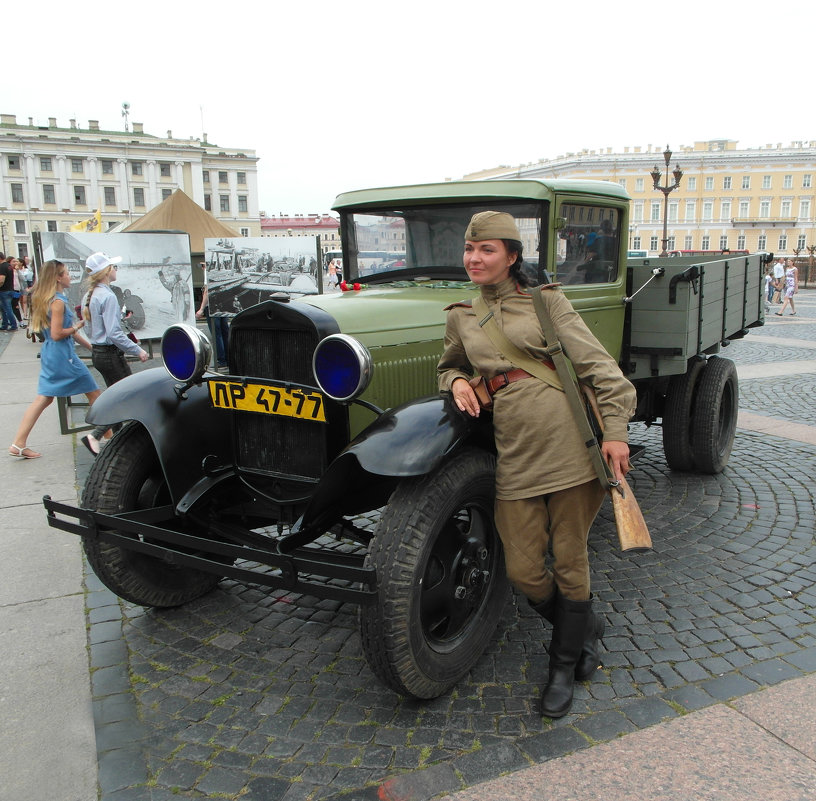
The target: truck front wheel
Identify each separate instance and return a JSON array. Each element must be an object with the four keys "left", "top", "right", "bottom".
[
  {"left": 690, "top": 357, "right": 739, "bottom": 474},
  {"left": 82, "top": 422, "right": 223, "bottom": 608},
  {"left": 359, "top": 448, "right": 509, "bottom": 699}
]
